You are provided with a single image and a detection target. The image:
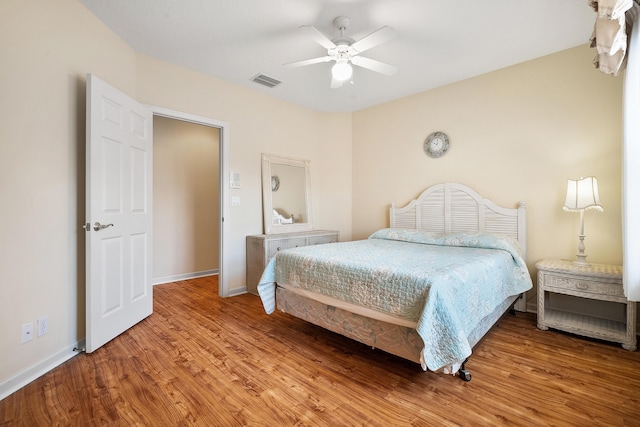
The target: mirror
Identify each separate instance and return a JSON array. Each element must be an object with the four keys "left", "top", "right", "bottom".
[{"left": 262, "top": 153, "right": 313, "bottom": 234}]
